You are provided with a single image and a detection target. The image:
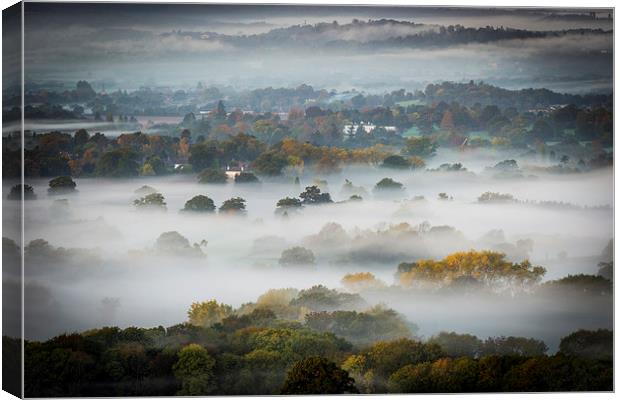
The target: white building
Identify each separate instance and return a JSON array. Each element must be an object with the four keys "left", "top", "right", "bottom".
[{"left": 343, "top": 122, "right": 397, "bottom": 138}]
